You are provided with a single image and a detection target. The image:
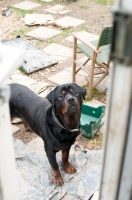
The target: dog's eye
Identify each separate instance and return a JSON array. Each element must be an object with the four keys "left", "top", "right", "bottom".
[
  {"left": 59, "top": 95, "right": 63, "bottom": 99},
  {"left": 74, "top": 91, "right": 78, "bottom": 95}
]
